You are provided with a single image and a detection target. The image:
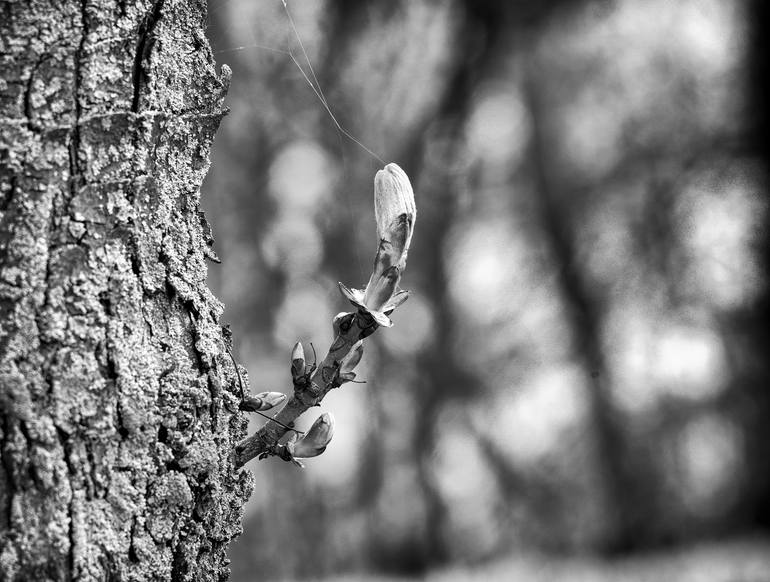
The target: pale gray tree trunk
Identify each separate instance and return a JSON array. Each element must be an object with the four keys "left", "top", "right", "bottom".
[{"left": 0, "top": 1, "right": 252, "bottom": 580}]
